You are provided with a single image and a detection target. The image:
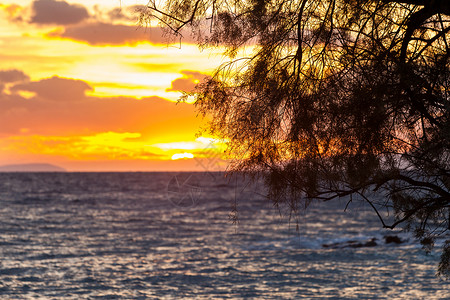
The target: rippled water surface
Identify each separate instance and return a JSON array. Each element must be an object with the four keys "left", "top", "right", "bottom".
[{"left": 0, "top": 172, "right": 448, "bottom": 299}]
